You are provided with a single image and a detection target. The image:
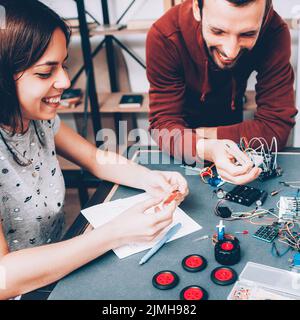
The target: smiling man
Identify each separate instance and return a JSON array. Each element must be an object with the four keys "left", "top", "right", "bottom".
[{"left": 146, "top": 0, "right": 297, "bottom": 183}]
